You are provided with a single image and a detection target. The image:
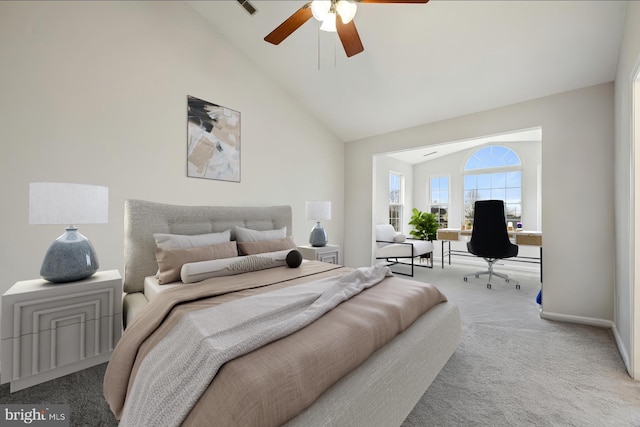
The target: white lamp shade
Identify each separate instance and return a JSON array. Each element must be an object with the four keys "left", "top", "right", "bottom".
[
  {"left": 29, "top": 182, "right": 109, "bottom": 225},
  {"left": 306, "top": 201, "right": 331, "bottom": 221}
]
